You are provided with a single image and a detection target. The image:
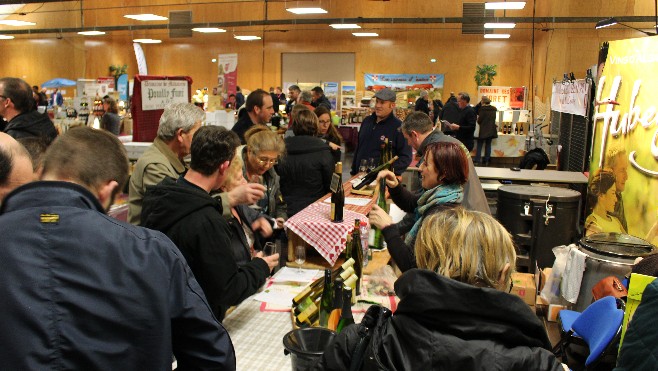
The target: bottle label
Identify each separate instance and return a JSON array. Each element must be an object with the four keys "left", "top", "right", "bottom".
[{"left": 331, "top": 203, "right": 336, "bottom": 220}]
